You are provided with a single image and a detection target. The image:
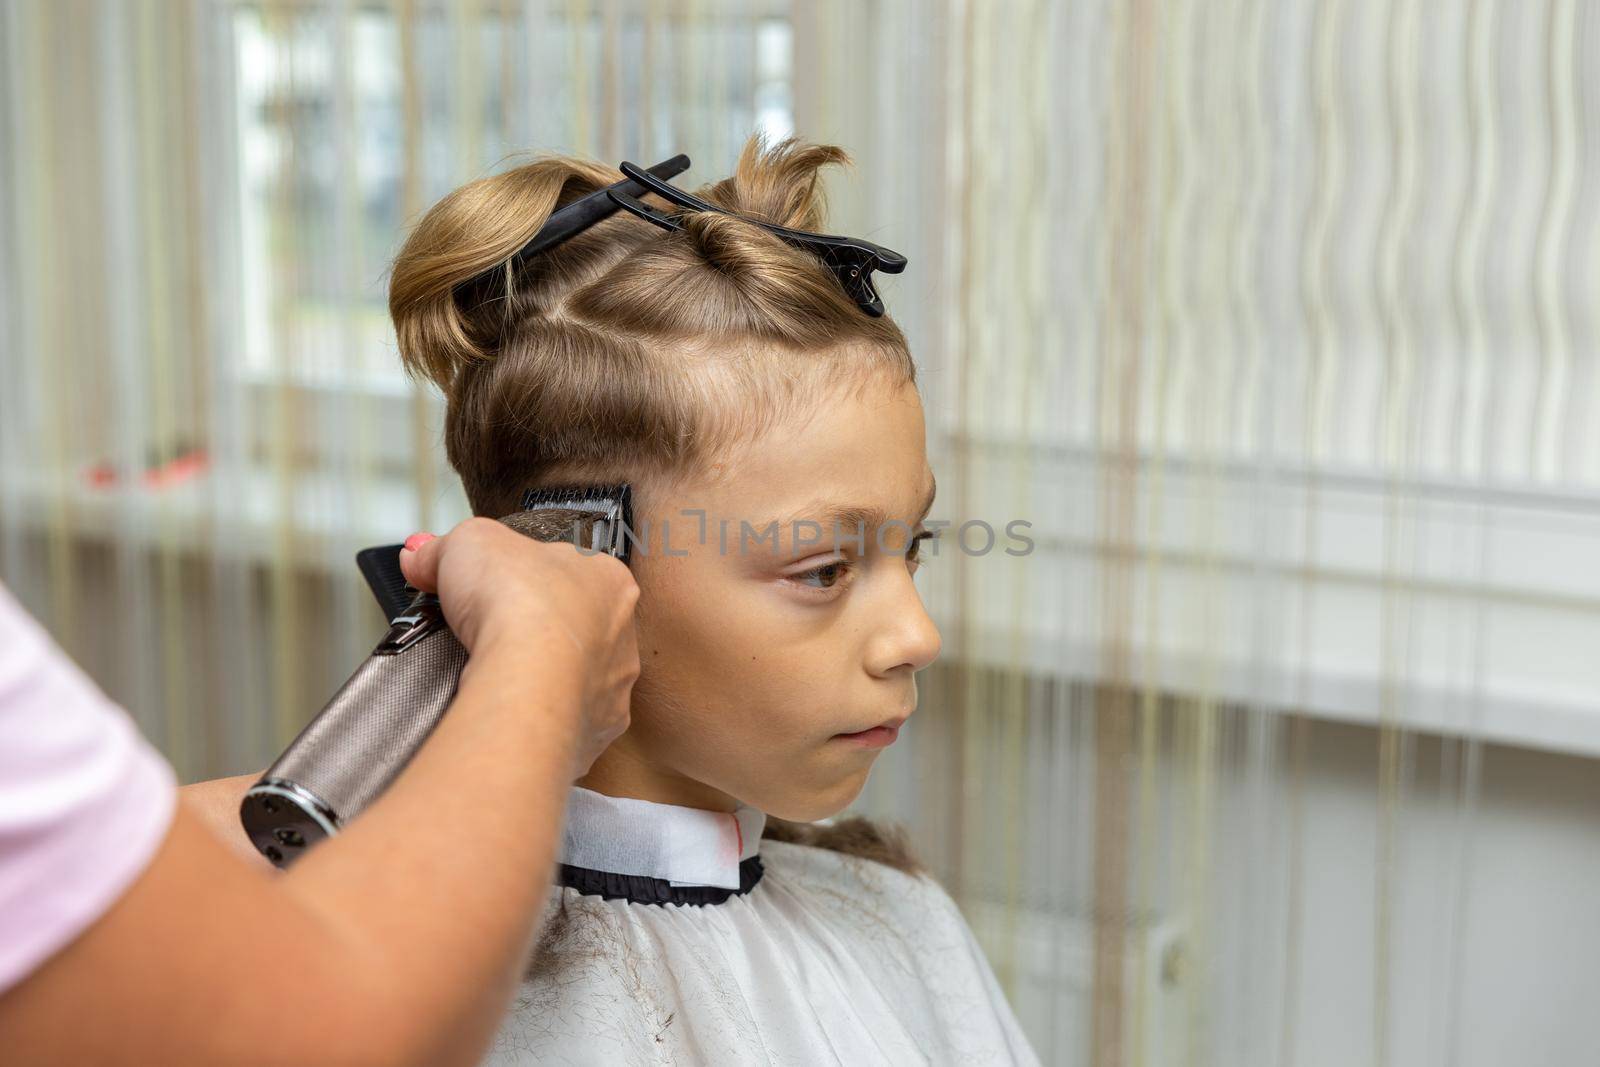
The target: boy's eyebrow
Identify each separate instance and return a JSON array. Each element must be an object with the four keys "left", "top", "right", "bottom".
[{"left": 762, "top": 473, "right": 938, "bottom": 539}]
